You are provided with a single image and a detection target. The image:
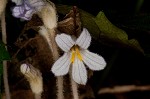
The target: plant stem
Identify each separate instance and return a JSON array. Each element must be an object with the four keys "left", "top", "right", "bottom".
[
  {"left": 39, "top": 2, "right": 64, "bottom": 98},
  {"left": 47, "top": 29, "right": 64, "bottom": 99},
  {"left": 70, "top": 72, "right": 79, "bottom": 99},
  {"left": 56, "top": 76, "right": 64, "bottom": 99},
  {"left": 1, "top": 11, "right": 11, "bottom": 99},
  {"left": 34, "top": 93, "right": 42, "bottom": 99}
]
